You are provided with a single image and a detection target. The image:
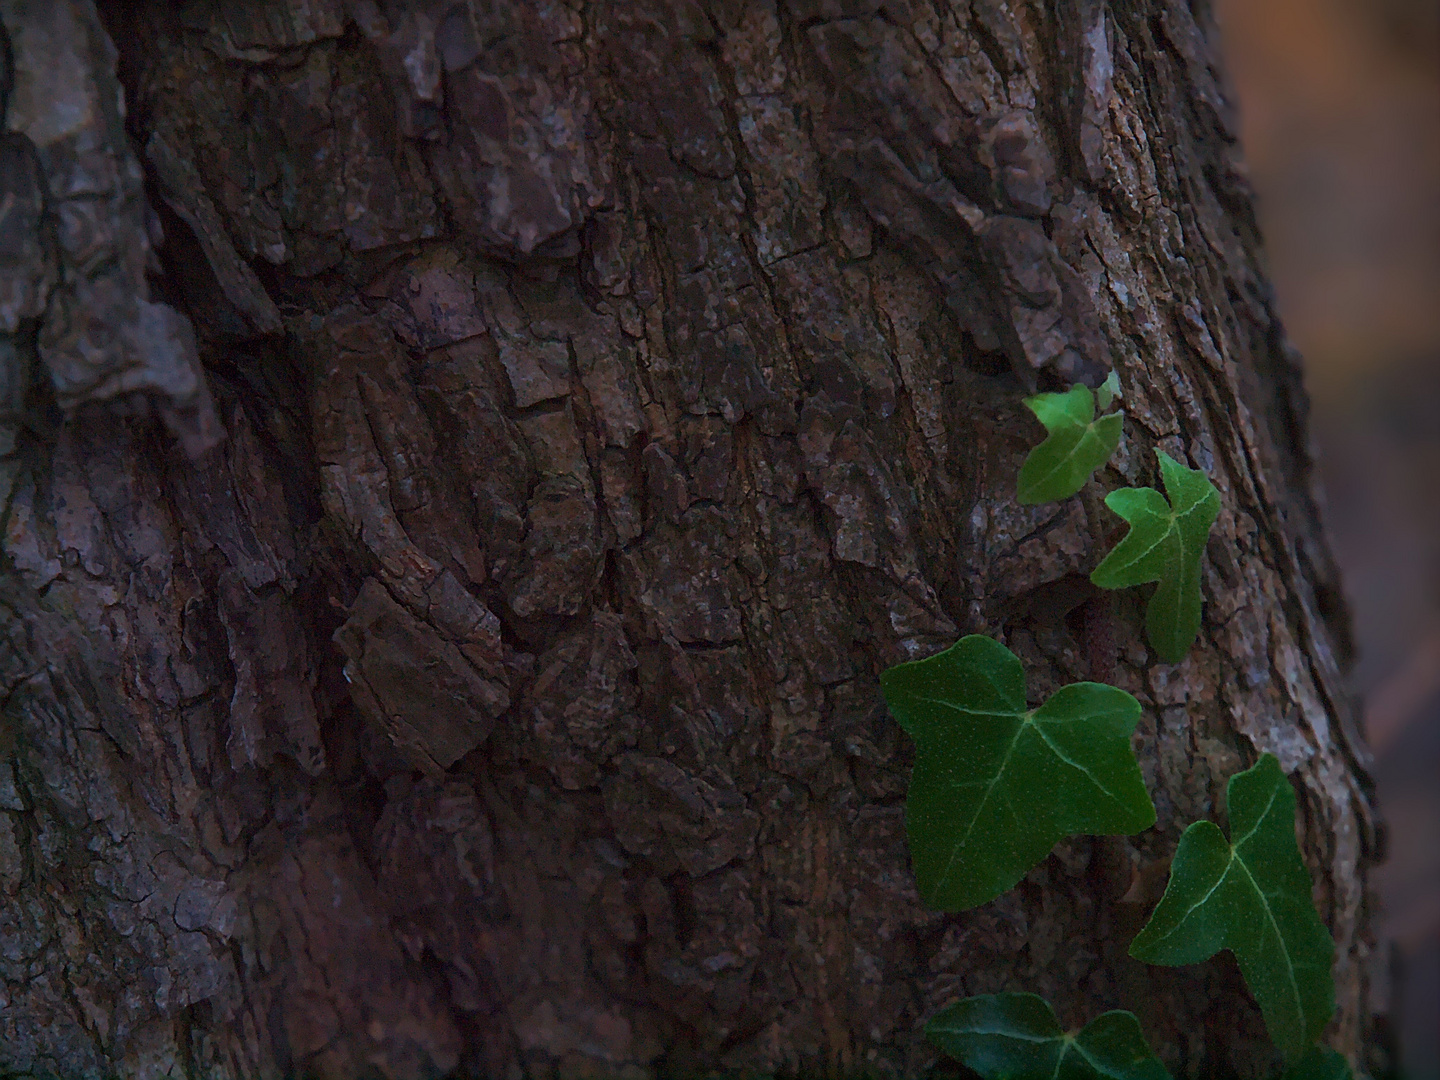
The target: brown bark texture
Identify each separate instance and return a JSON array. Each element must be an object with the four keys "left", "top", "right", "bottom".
[{"left": 0, "top": 0, "right": 1382, "bottom": 1077}]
